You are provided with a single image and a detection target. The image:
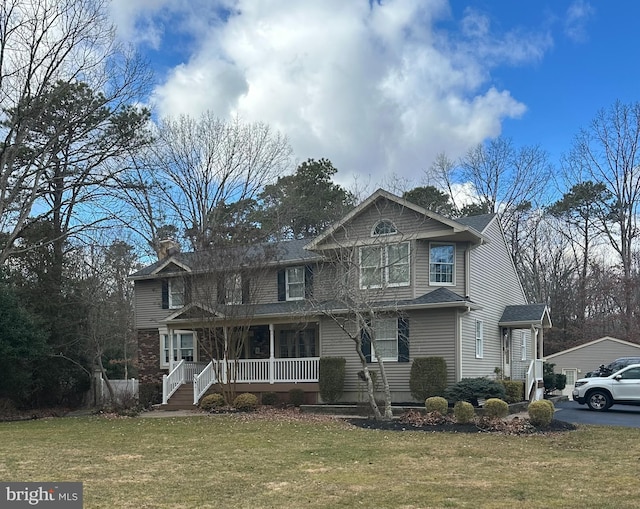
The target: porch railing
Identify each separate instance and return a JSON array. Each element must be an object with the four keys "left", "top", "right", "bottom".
[
  {"left": 526, "top": 359, "right": 544, "bottom": 402},
  {"left": 162, "top": 359, "right": 185, "bottom": 404},
  {"left": 190, "top": 357, "right": 320, "bottom": 405}
]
